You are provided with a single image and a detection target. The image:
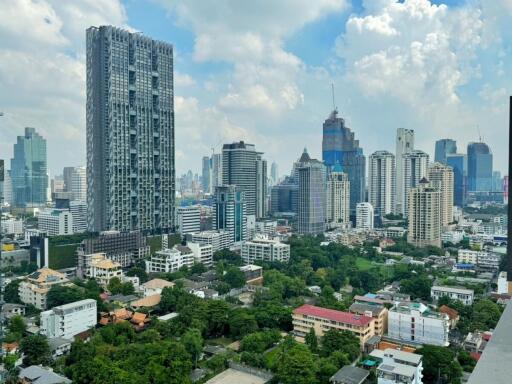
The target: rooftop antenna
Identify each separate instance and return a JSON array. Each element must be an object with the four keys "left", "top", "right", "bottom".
[
  {"left": 477, "top": 124, "right": 482, "bottom": 142},
  {"left": 331, "top": 83, "right": 337, "bottom": 112}
]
